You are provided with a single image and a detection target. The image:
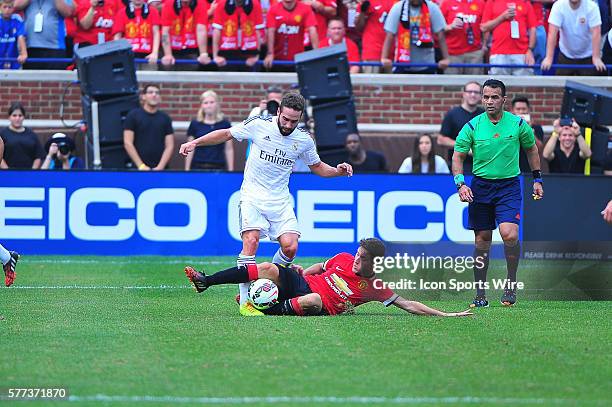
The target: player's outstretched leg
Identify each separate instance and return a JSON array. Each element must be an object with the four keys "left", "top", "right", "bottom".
[
  {"left": 470, "top": 230, "right": 491, "bottom": 308},
  {"left": 500, "top": 223, "right": 520, "bottom": 306},
  {"left": 1, "top": 243, "right": 19, "bottom": 287},
  {"left": 184, "top": 263, "right": 261, "bottom": 293}
]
